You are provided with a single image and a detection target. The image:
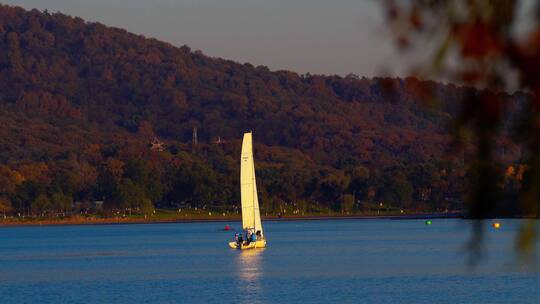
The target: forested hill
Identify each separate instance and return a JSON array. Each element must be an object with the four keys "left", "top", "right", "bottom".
[{"left": 0, "top": 5, "right": 524, "bottom": 215}]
